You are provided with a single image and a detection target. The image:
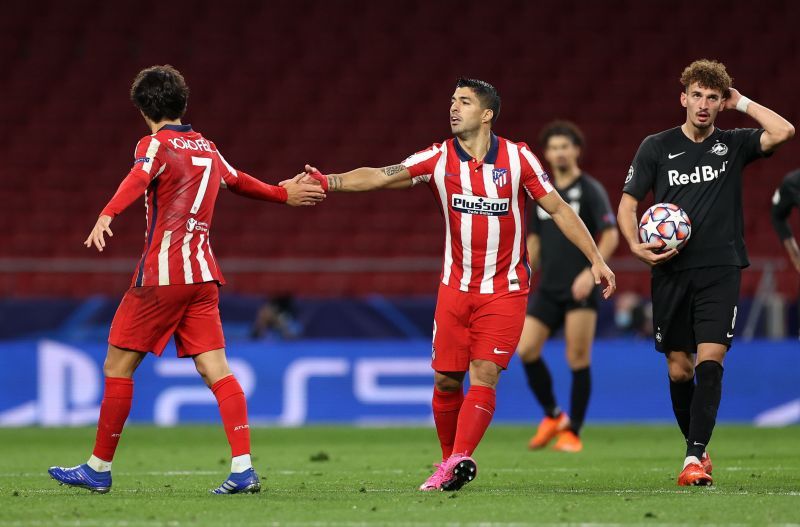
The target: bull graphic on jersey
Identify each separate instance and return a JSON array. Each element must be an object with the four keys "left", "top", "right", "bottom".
[
  {"left": 710, "top": 142, "right": 728, "bottom": 156},
  {"left": 492, "top": 168, "right": 508, "bottom": 187}
]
